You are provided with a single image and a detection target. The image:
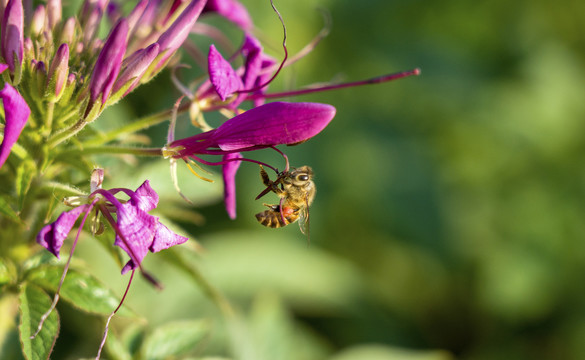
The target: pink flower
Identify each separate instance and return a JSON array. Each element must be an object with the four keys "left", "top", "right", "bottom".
[
  {"left": 0, "top": 63, "right": 30, "bottom": 169},
  {"left": 37, "top": 178, "right": 188, "bottom": 274}
]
